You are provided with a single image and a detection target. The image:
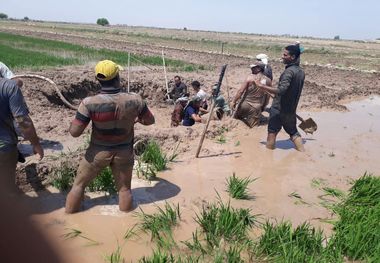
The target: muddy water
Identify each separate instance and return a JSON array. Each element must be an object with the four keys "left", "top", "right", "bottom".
[{"left": 21, "top": 97, "right": 380, "bottom": 262}]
